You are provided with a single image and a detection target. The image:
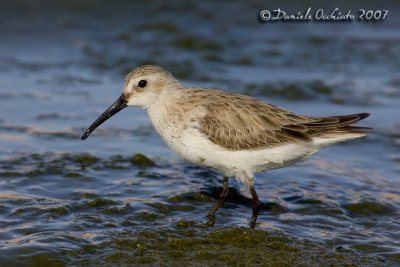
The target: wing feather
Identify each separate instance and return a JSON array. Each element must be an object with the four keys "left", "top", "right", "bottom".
[{"left": 184, "top": 89, "right": 369, "bottom": 150}]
